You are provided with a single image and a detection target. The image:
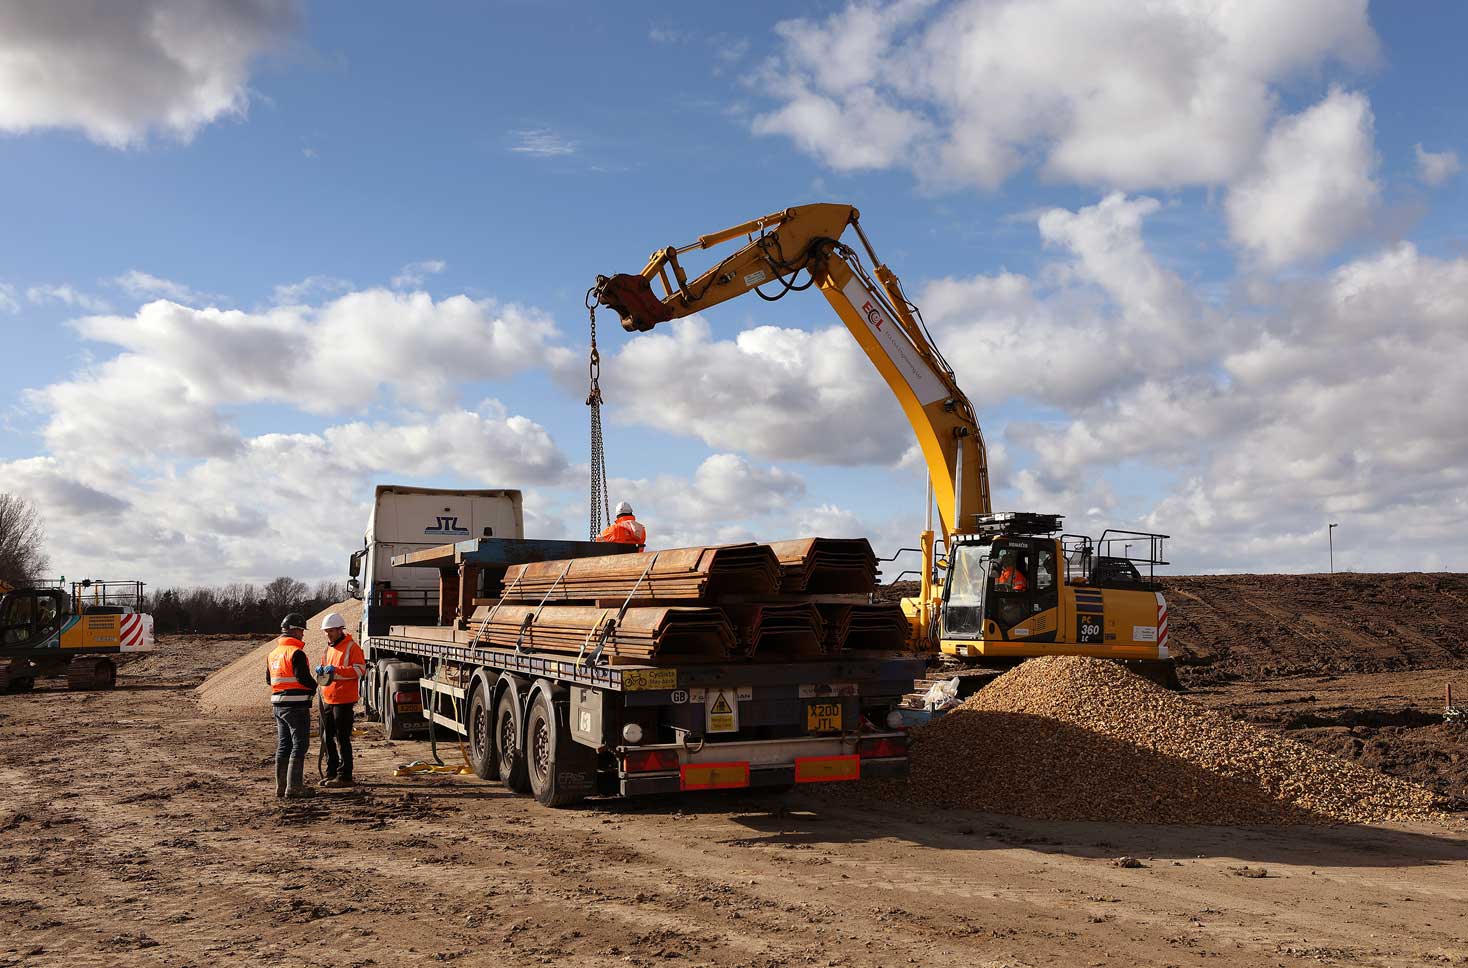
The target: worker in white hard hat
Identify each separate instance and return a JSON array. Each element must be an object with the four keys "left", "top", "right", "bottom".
[
  {"left": 314, "top": 611, "right": 366, "bottom": 788},
  {"left": 596, "top": 500, "right": 646, "bottom": 551}
]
